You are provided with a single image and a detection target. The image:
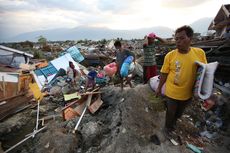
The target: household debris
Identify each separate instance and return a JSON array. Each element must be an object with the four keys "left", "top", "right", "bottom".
[{"left": 0, "top": 5, "right": 230, "bottom": 152}]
